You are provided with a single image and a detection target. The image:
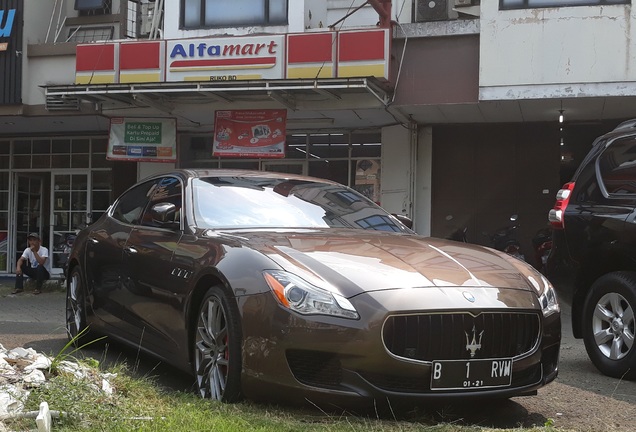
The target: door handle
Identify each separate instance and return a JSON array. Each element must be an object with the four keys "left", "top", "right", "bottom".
[{"left": 124, "top": 246, "right": 138, "bottom": 254}]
